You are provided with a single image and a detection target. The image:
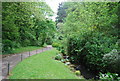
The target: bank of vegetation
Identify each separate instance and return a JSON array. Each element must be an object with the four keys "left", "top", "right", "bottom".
[
  {"left": 2, "top": 2, "right": 56, "bottom": 54},
  {"left": 53, "top": 2, "right": 120, "bottom": 80}
]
